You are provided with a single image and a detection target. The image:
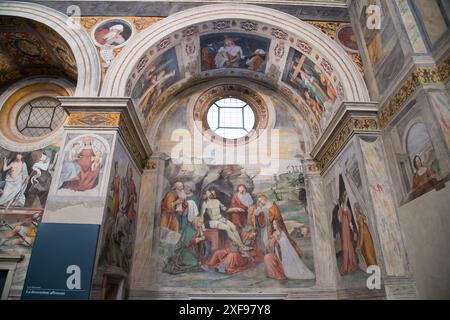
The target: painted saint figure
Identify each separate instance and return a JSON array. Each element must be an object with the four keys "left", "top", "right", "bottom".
[
  {"left": 204, "top": 241, "right": 252, "bottom": 274},
  {"left": 411, "top": 155, "right": 437, "bottom": 199},
  {"left": 0, "top": 213, "right": 41, "bottom": 247},
  {"left": 229, "top": 184, "right": 254, "bottom": 228},
  {"left": 0, "top": 154, "right": 29, "bottom": 207},
  {"left": 30, "top": 153, "right": 49, "bottom": 185},
  {"left": 215, "top": 36, "right": 244, "bottom": 68},
  {"left": 95, "top": 24, "right": 126, "bottom": 47},
  {"left": 264, "top": 220, "right": 314, "bottom": 280},
  {"left": 337, "top": 186, "right": 358, "bottom": 274},
  {"left": 160, "top": 181, "right": 187, "bottom": 233},
  {"left": 124, "top": 165, "right": 137, "bottom": 223},
  {"left": 110, "top": 161, "right": 121, "bottom": 220},
  {"left": 61, "top": 137, "right": 102, "bottom": 192},
  {"left": 59, "top": 142, "right": 81, "bottom": 187},
  {"left": 246, "top": 49, "right": 266, "bottom": 71},
  {"left": 163, "top": 216, "right": 210, "bottom": 274},
  {"left": 249, "top": 195, "right": 303, "bottom": 258},
  {"left": 354, "top": 202, "right": 377, "bottom": 267},
  {"left": 201, "top": 190, "right": 250, "bottom": 251}
]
